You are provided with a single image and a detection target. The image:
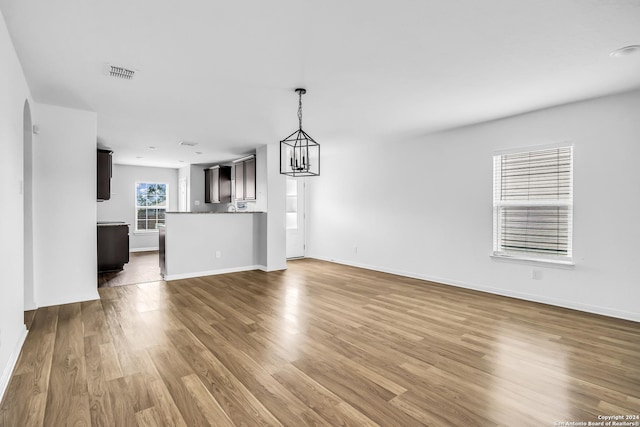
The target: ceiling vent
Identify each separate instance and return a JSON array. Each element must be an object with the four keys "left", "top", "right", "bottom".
[
  {"left": 109, "top": 65, "right": 136, "bottom": 80},
  {"left": 179, "top": 141, "right": 198, "bottom": 147}
]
